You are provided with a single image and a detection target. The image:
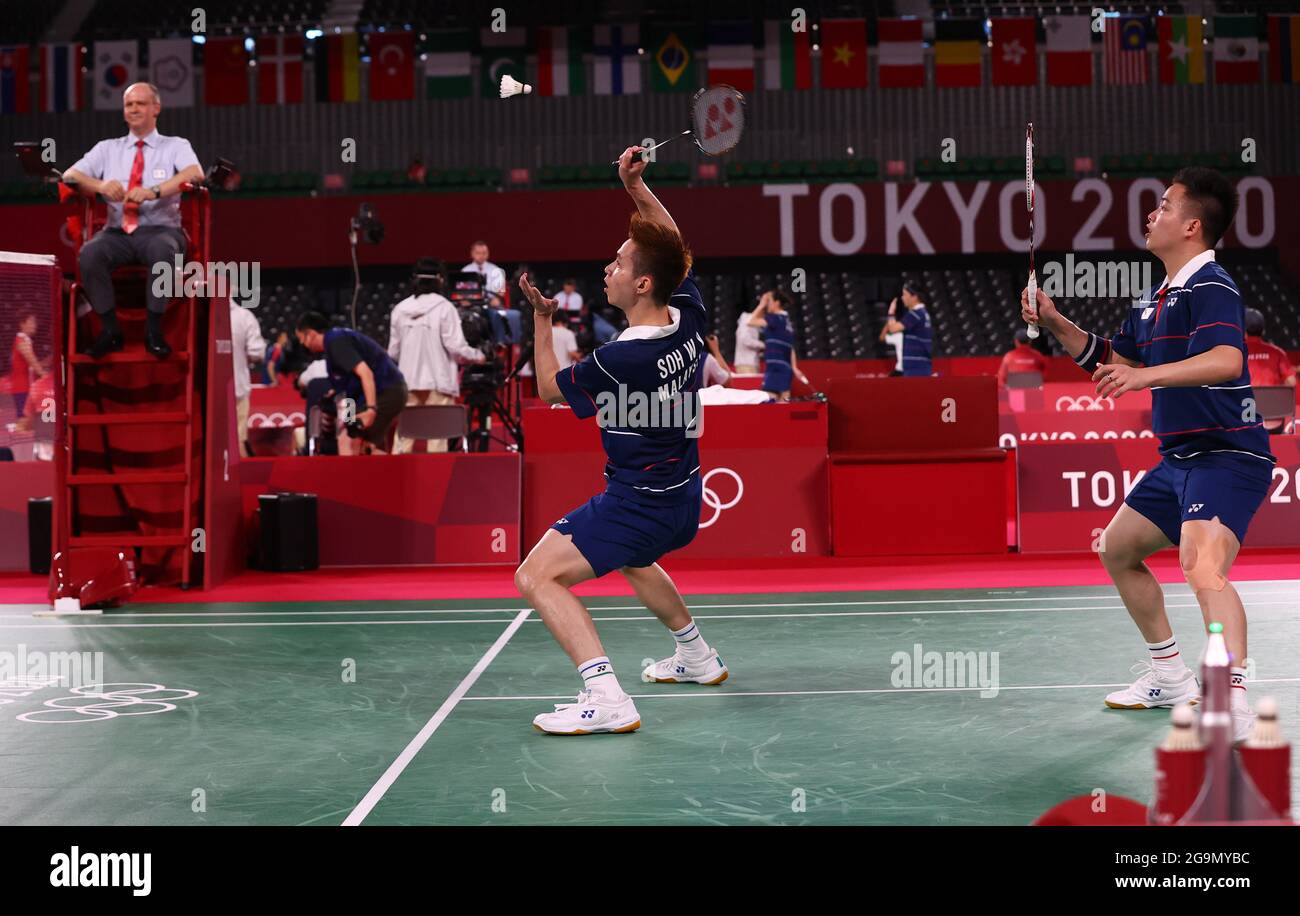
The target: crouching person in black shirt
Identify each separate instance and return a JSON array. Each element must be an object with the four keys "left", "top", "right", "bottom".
[{"left": 296, "top": 312, "right": 409, "bottom": 455}]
